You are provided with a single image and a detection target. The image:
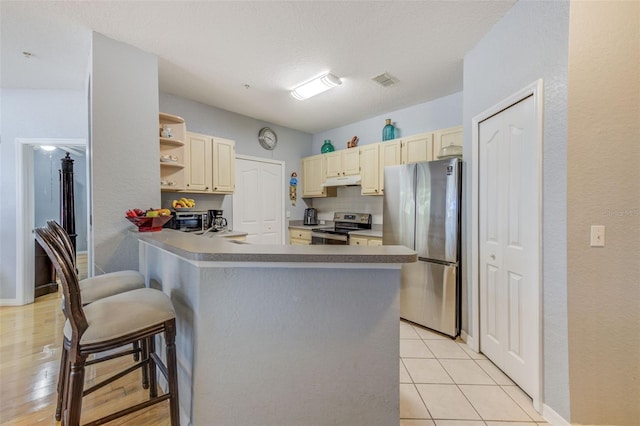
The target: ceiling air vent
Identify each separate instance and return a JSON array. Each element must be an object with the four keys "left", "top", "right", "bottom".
[{"left": 372, "top": 72, "right": 398, "bottom": 87}]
